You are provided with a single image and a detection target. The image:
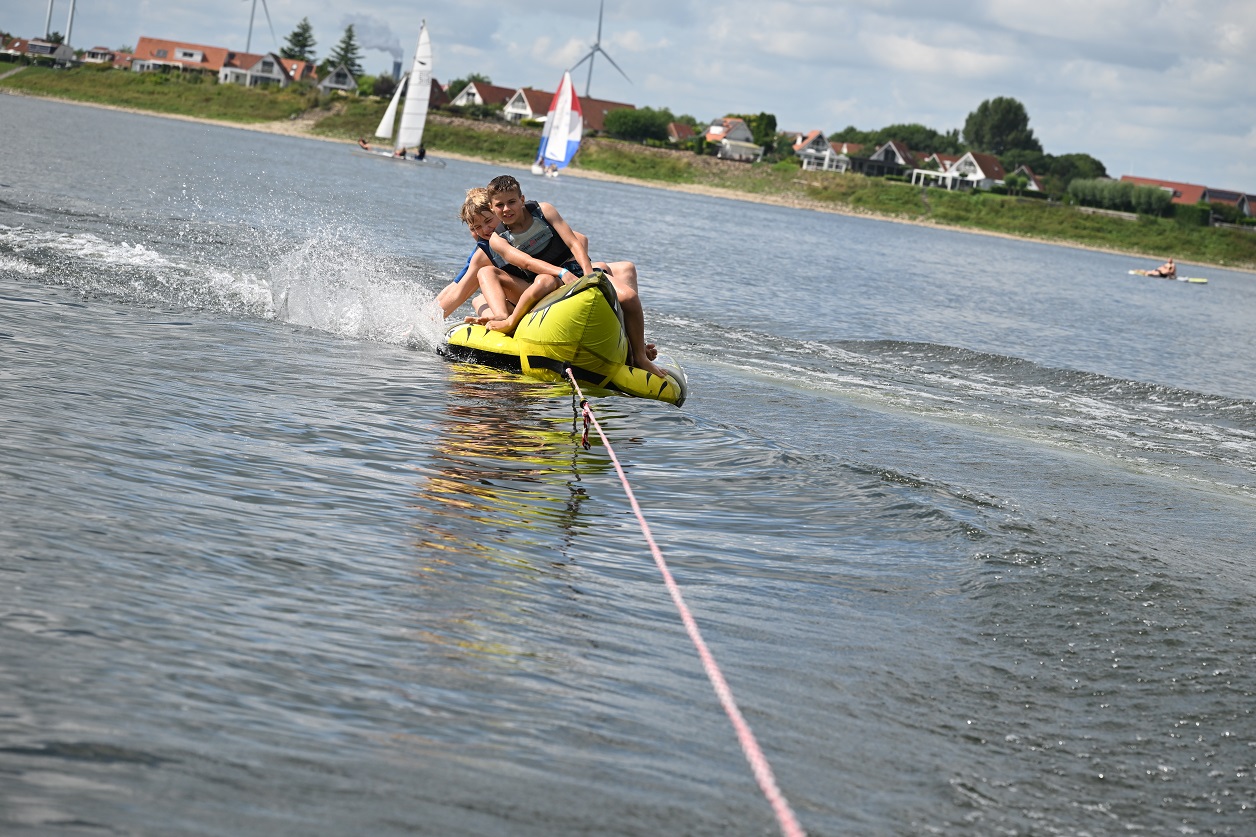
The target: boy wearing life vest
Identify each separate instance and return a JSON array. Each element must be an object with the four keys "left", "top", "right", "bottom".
[
  {"left": 435, "top": 187, "right": 586, "bottom": 320},
  {"left": 474, "top": 175, "right": 662, "bottom": 376}
]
